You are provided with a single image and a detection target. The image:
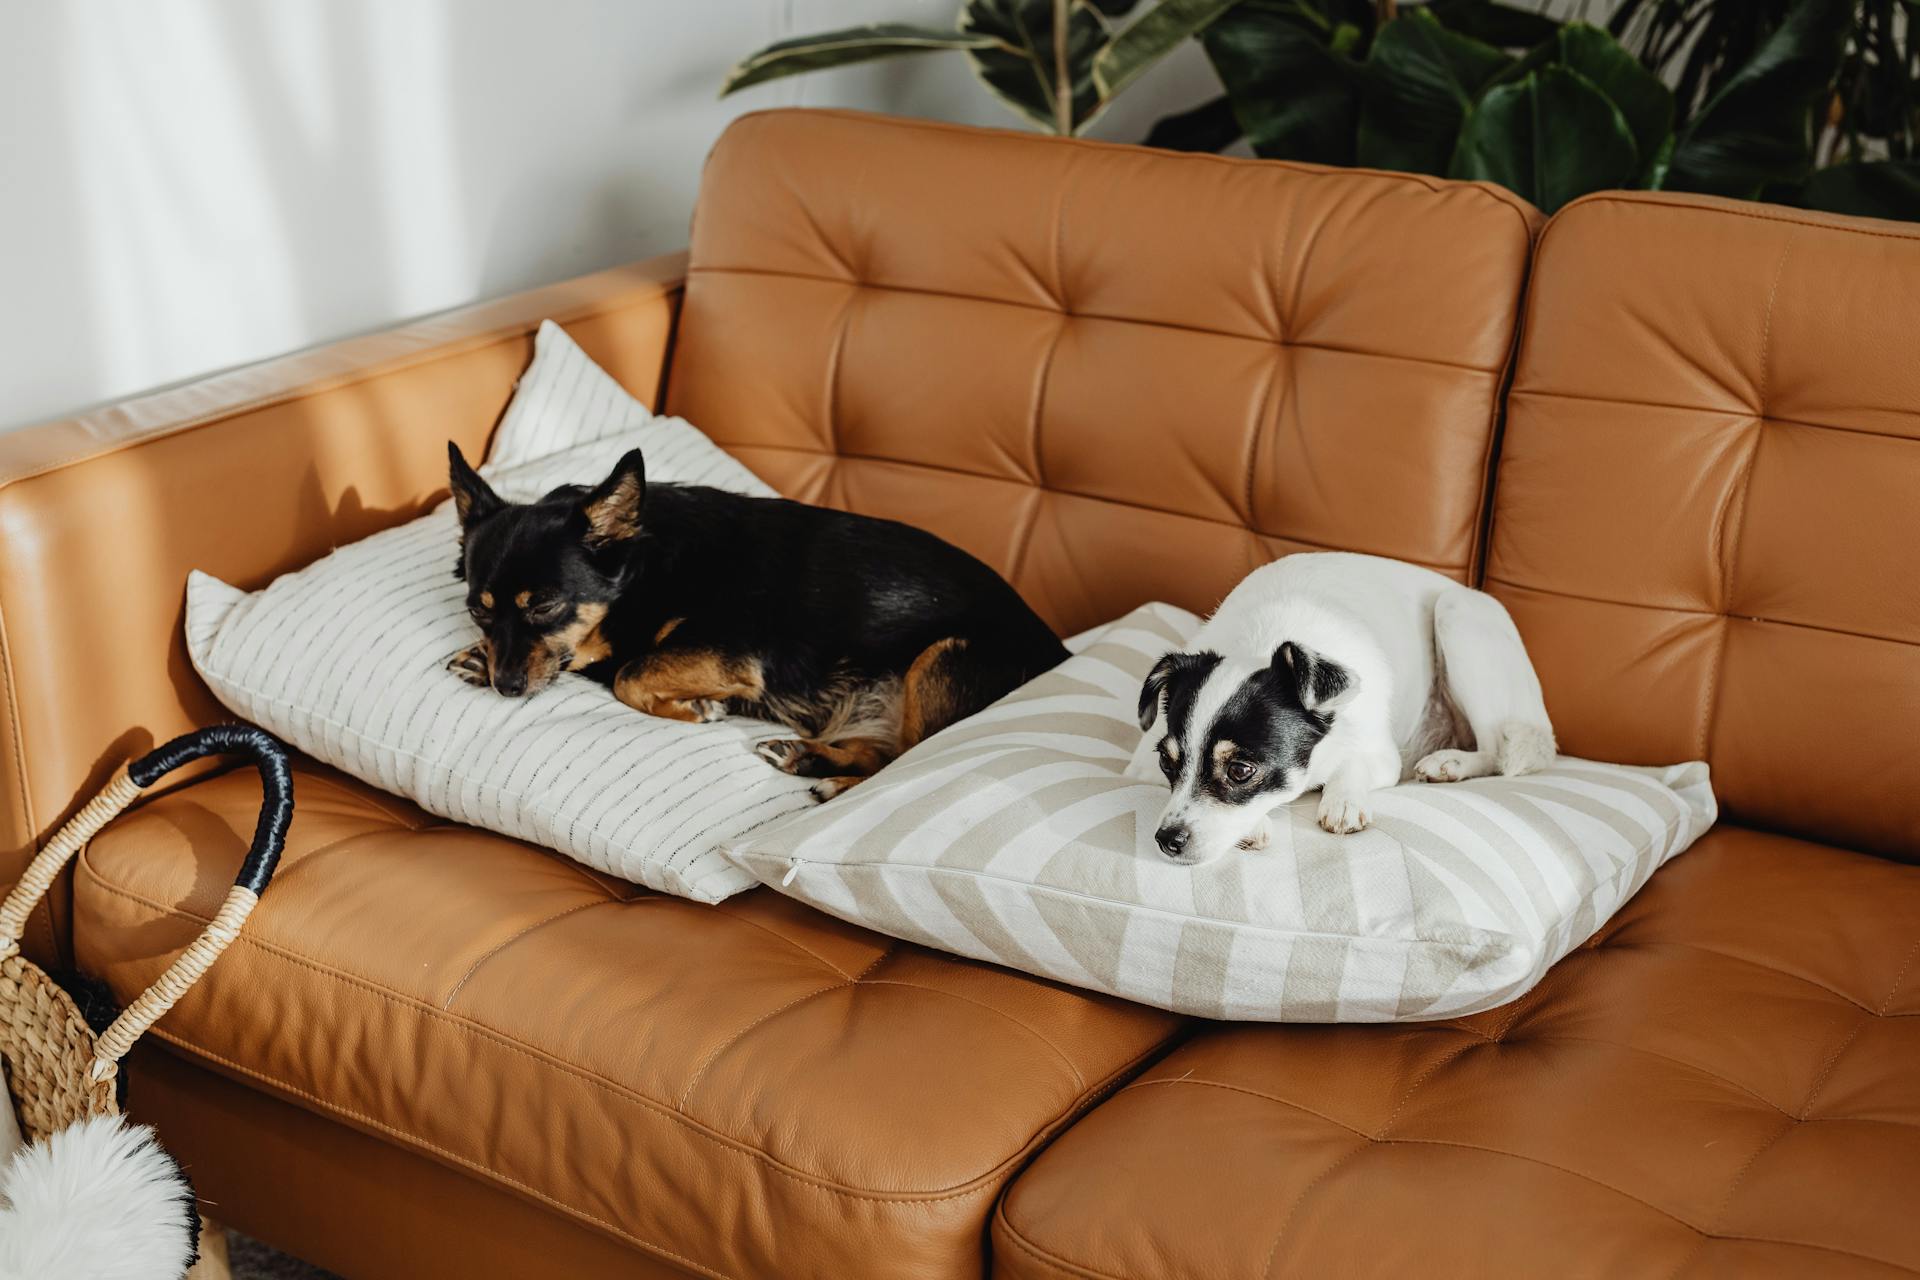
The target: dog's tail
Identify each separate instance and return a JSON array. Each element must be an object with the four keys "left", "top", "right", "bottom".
[{"left": 1493, "top": 720, "right": 1557, "bottom": 777}]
